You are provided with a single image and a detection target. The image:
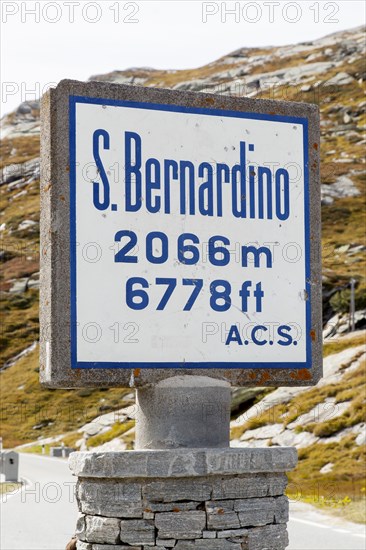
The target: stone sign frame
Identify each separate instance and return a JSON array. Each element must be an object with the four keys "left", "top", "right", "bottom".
[{"left": 40, "top": 79, "right": 322, "bottom": 388}]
